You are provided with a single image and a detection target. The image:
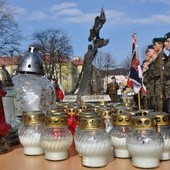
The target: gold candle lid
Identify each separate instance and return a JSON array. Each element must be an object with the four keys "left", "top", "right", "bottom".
[
  {"left": 79, "top": 111, "right": 99, "bottom": 118},
  {"left": 131, "top": 116, "right": 157, "bottom": 130},
  {"left": 79, "top": 116, "right": 105, "bottom": 130},
  {"left": 114, "top": 106, "right": 127, "bottom": 114},
  {"left": 149, "top": 112, "right": 170, "bottom": 126},
  {"left": 61, "top": 103, "right": 69, "bottom": 112},
  {"left": 23, "top": 111, "right": 44, "bottom": 125},
  {"left": 66, "top": 106, "right": 78, "bottom": 115},
  {"left": 45, "top": 114, "right": 67, "bottom": 127},
  {"left": 0, "top": 65, "right": 14, "bottom": 87},
  {"left": 113, "top": 114, "right": 132, "bottom": 126},
  {"left": 75, "top": 106, "right": 87, "bottom": 115},
  {"left": 87, "top": 104, "right": 101, "bottom": 112},
  {"left": 128, "top": 110, "right": 151, "bottom": 116},
  {"left": 98, "top": 109, "right": 113, "bottom": 119}
]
